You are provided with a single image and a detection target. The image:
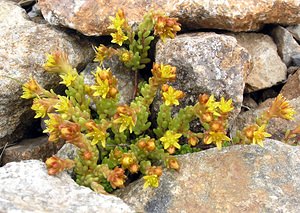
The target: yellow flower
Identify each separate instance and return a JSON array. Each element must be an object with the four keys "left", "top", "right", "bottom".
[
  {"left": 93, "top": 45, "right": 116, "bottom": 64},
  {"left": 59, "top": 71, "right": 77, "bottom": 87},
  {"left": 160, "top": 64, "right": 176, "bottom": 80},
  {"left": 218, "top": 97, "right": 234, "bottom": 113},
  {"left": 204, "top": 131, "right": 230, "bottom": 150},
  {"left": 91, "top": 79, "right": 110, "bottom": 98},
  {"left": 162, "top": 86, "right": 184, "bottom": 106},
  {"left": 86, "top": 126, "right": 107, "bottom": 147},
  {"left": 151, "top": 63, "right": 176, "bottom": 83},
  {"left": 43, "top": 51, "right": 72, "bottom": 73},
  {"left": 143, "top": 175, "right": 159, "bottom": 189},
  {"left": 205, "top": 95, "right": 220, "bottom": 116},
  {"left": 160, "top": 130, "right": 182, "bottom": 150},
  {"left": 90, "top": 67, "right": 112, "bottom": 98},
  {"left": 269, "top": 94, "right": 295, "bottom": 120},
  {"left": 43, "top": 113, "right": 63, "bottom": 142},
  {"left": 252, "top": 124, "right": 272, "bottom": 147},
  {"left": 111, "top": 30, "right": 128, "bottom": 46},
  {"left": 108, "top": 9, "right": 126, "bottom": 30},
  {"left": 21, "top": 77, "right": 43, "bottom": 99},
  {"left": 119, "top": 50, "right": 133, "bottom": 63},
  {"left": 54, "top": 95, "right": 71, "bottom": 114},
  {"left": 31, "top": 99, "right": 48, "bottom": 118},
  {"left": 113, "top": 105, "right": 136, "bottom": 133},
  {"left": 114, "top": 113, "right": 135, "bottom": 133}
]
